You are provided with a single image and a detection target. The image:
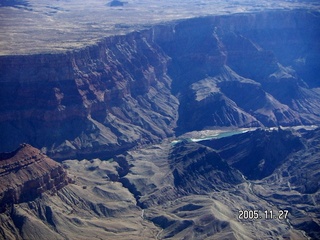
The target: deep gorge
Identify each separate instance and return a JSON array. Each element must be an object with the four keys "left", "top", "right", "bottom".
[{"left": 0, "top": 9, "right": 319, "bottom": 160}]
